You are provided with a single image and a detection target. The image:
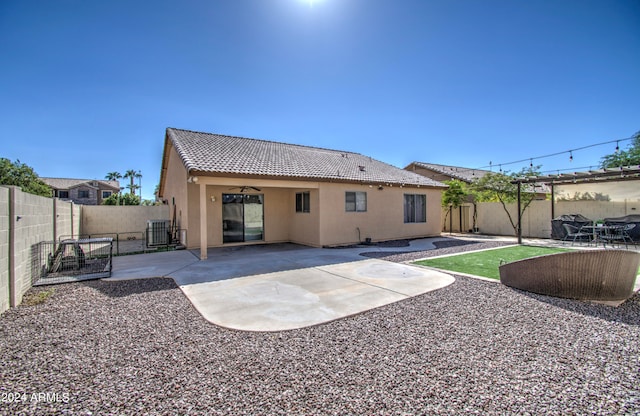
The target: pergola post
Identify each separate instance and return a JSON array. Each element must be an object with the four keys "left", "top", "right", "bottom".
[{"left": 517, "top": 182, "right": 522, "bottom": 244}]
